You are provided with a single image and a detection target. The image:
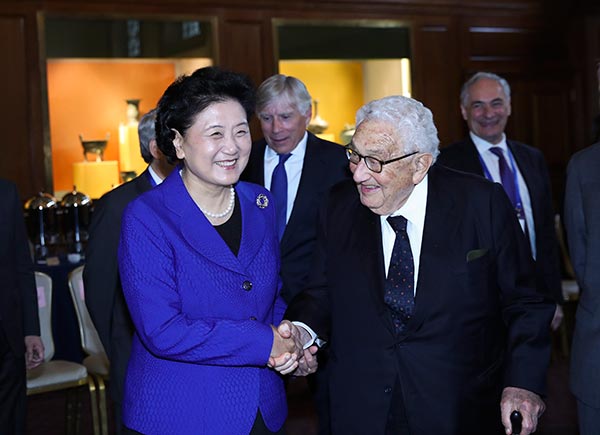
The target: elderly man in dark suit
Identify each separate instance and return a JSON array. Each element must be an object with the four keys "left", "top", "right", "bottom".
[
  {"left": 84, "top": 108, "right": 174, "bottom": 434},
  {"left": 0, "top": 178, "right": 44, "bottom": 434},
  {"left": 241, "top": 74, "right": 349, "bottom": 434},
  {"left": 284, "top": 95, "right": 554, "bottom": 435},
  {"left": 564, "top": 142, "right": 600, "bottom": 435},
  {"left": 437, "top": 72, "right": 564, "bottom": 330}
]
